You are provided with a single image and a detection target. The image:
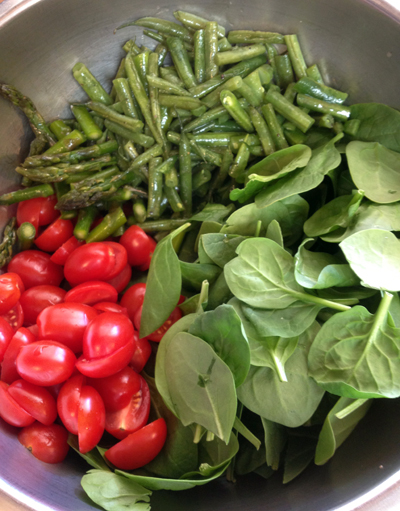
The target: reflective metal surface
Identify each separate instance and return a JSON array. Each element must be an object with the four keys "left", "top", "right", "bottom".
[{"left": 0, "top": 0, "right": 400, "bottom": 509}]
